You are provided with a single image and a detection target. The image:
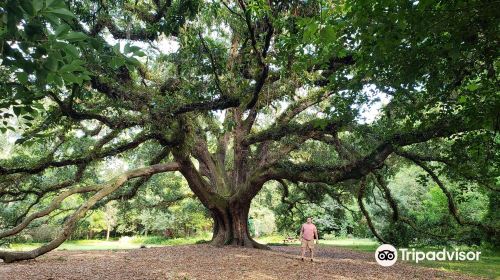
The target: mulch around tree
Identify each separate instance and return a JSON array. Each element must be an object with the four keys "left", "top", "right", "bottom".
[{"left": 0, "top": 244, "right": 483, "bottom": 280}]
